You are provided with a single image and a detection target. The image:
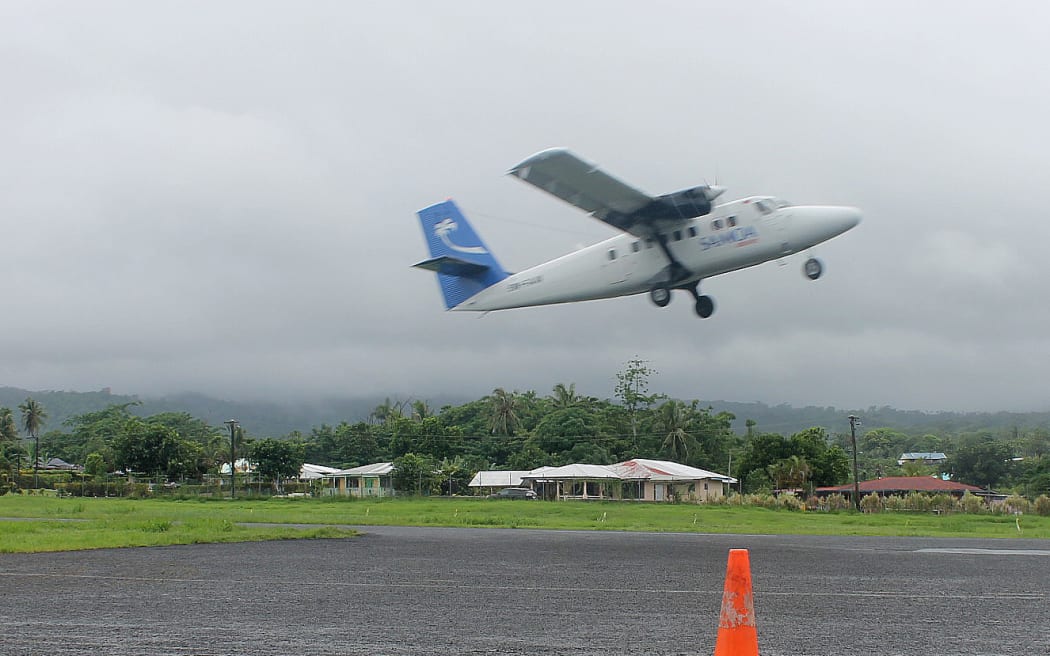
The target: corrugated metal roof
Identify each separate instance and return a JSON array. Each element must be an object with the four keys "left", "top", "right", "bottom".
[
  {"left": 327, "top": 462, "right": 394, "bottom": 477},
  {"left": 468, "top": 471, "right": 531, "bottom": 487},
  {"left": 899, "top": 452, "right": 947, "bottom": 460},
  {"left": 299, "top": 463, "right": 342, "bottom": 480},
  {"left": 609, "top": 458, "right": 736, "bottom": 484},
  {"left": 522, "top": 463, "right": 622, "bottom": 480},
  {"left": 817, "top": 476, "right": 982, "bottom": 493}
]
